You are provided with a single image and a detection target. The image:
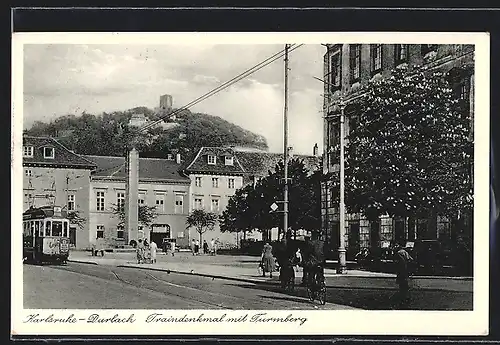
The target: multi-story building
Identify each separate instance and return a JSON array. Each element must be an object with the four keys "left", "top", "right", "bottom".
[
  {"left": 83, "top": 154, "right": 191, "bottom": 249},
  {"left": 182, "top": 146, "right": 322, "bottom": 245},
  {"left": 22, "top": 136, "right": 96, "bottom": 249},
  {"left": 321, "top": 44, "right": 474, "bottom": 257}
]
